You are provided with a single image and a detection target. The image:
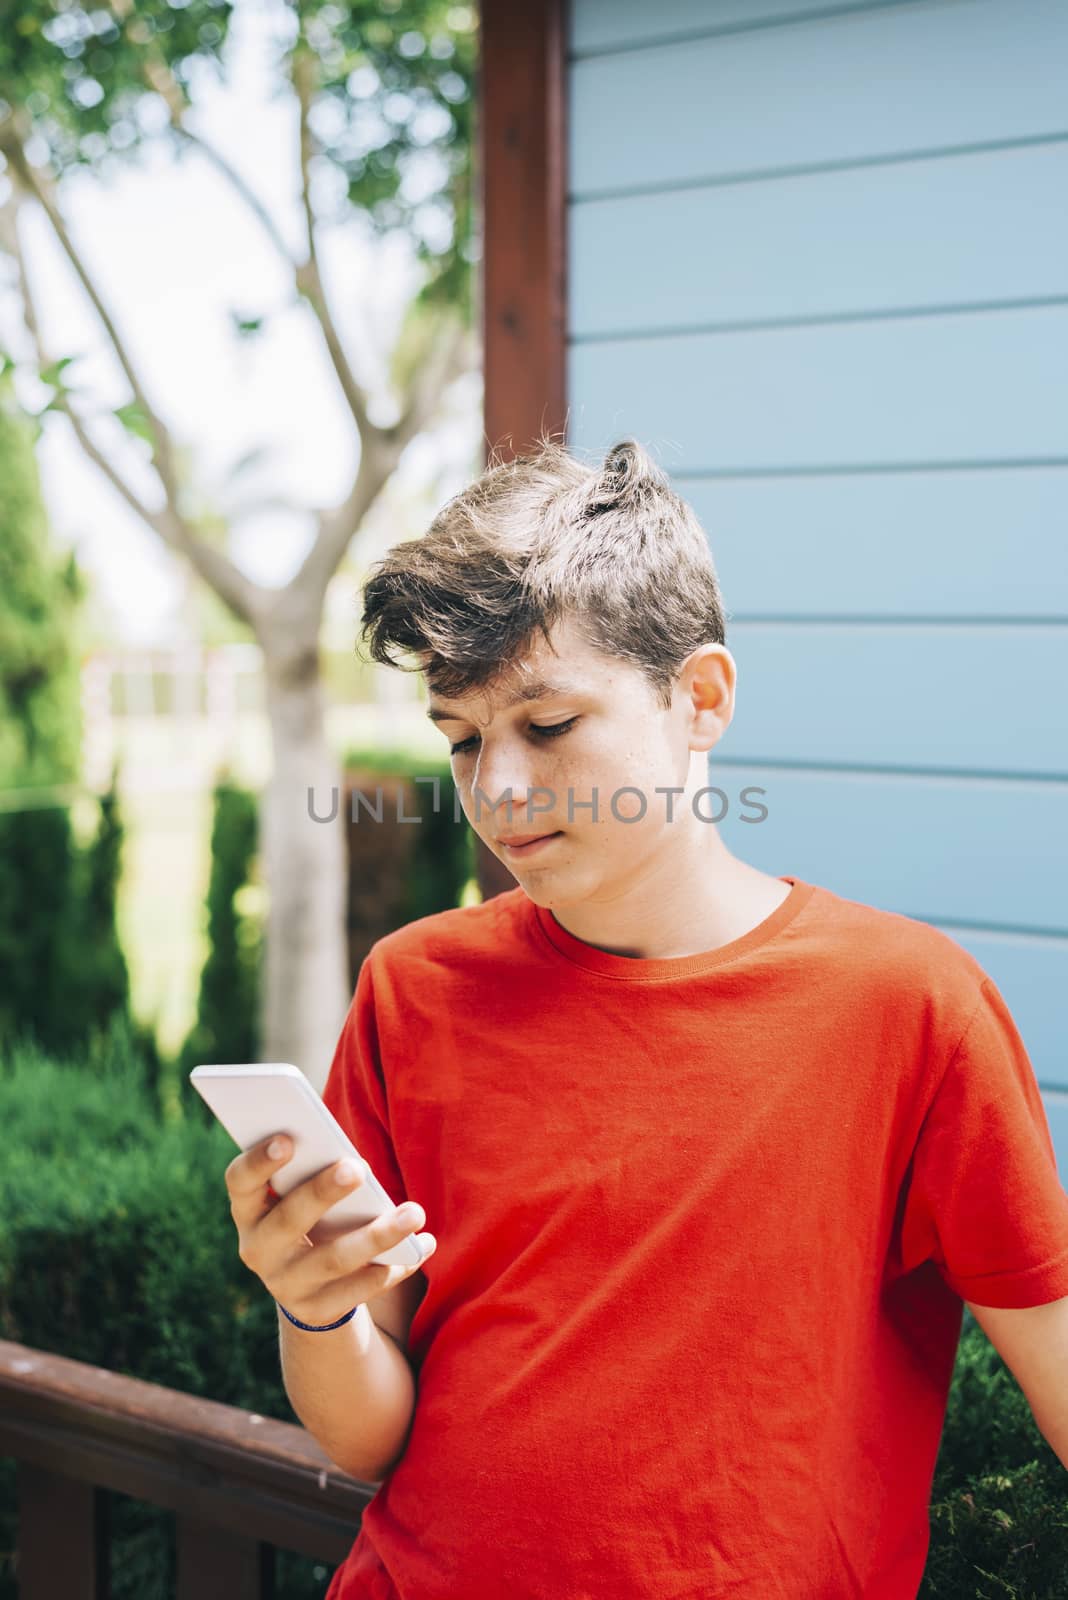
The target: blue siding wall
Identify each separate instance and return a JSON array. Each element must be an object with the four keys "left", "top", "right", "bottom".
[{"left": 566, "top": 0, "right": 1068, "bottom": 1166}]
